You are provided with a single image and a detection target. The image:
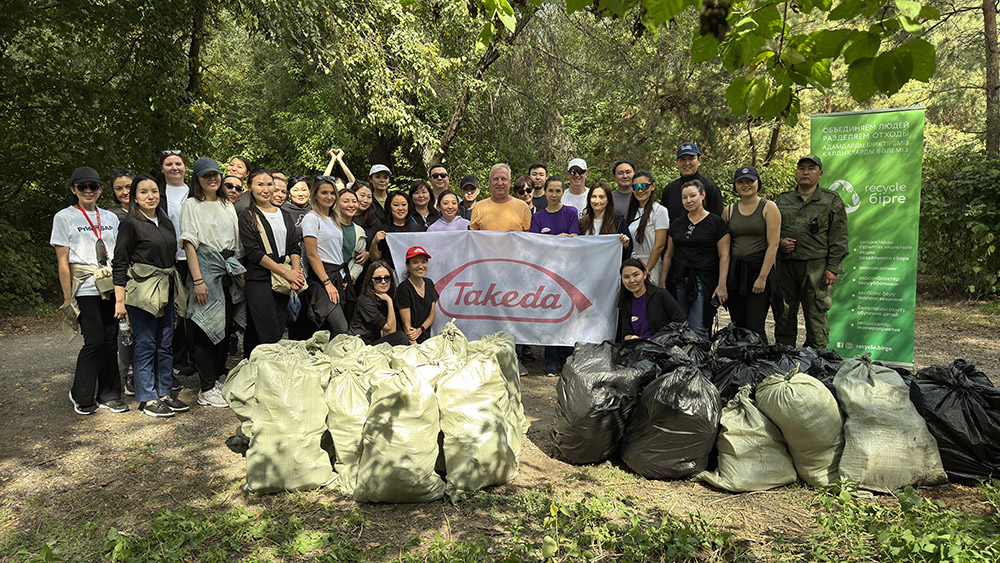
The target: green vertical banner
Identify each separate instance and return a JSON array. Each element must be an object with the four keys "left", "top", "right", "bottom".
[{"left": 810, "top": 107, "right": 924, "bottom": 367}]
